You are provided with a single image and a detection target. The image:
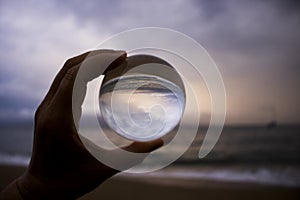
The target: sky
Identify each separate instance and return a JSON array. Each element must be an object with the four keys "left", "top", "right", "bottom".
[{"left": 0, "top": 0, "right": 299, "bottom": 125}]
